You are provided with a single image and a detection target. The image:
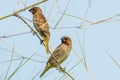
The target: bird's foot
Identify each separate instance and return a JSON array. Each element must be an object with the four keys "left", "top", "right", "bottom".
[
  {"left": 33, "top": 31, "right": 37, "bottom": 35},
  {"left": 61, "top": 68, "right": 65, "bottom": 73},
  {"left": 56, "top": 66, "right": 60, "bottom": 70},
  {"left": 56, "top": 66, "right": 65, "bottom": 73},
  {"left": 40, "top": 40, "right": 44, "bottom": 44}
]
